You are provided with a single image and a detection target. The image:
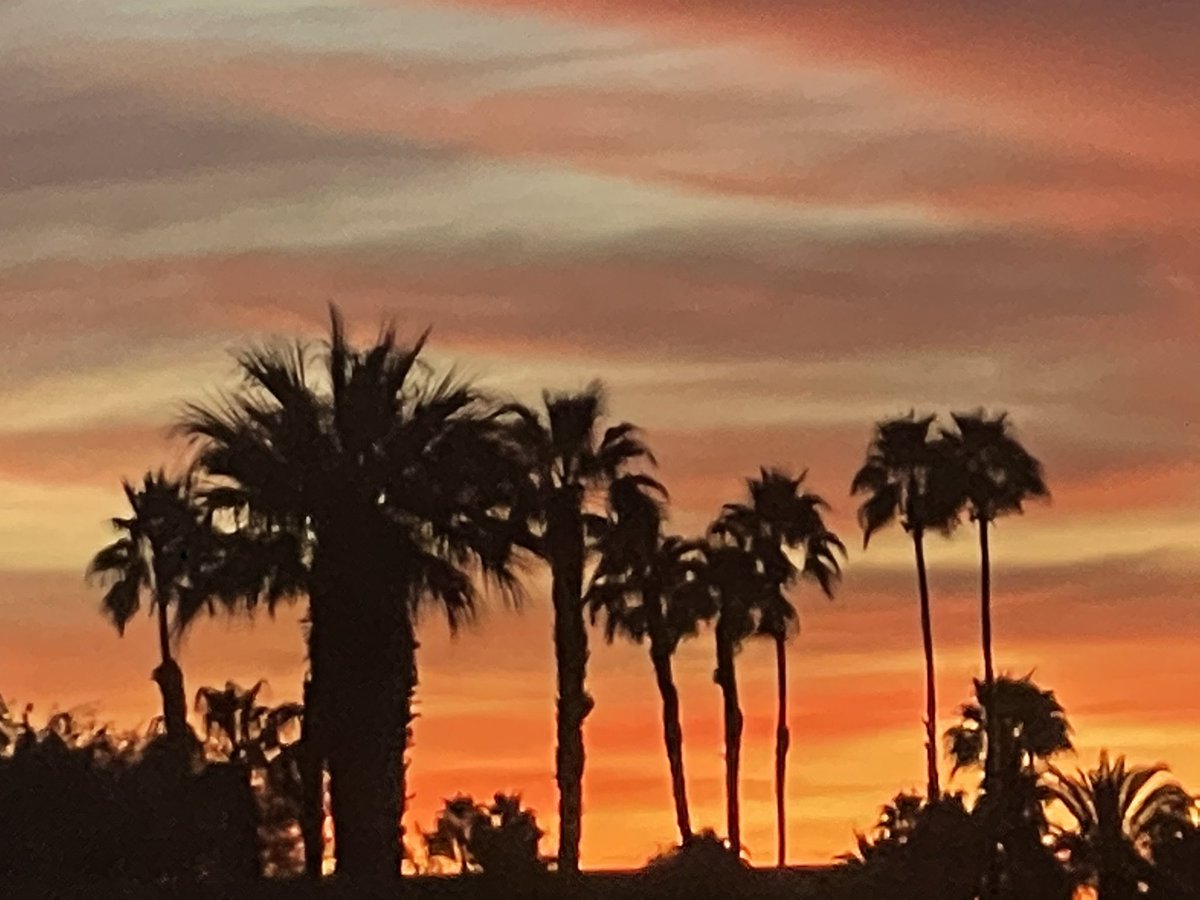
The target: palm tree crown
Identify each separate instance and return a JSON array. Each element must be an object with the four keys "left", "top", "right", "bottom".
[
  {"left": 946, "top": 675, "right": 1073, "bottom": 776},
  {"left": 87, "top": 470, "right": 210, "bottom": 639},
  {"left": 850, "top": 413, "right": 962, "bottom": 544},
  {"left": 944, "top": 410, "right": 1049, "bottom": 525},
  {"left": 1048, "top": 752, "right": 1194, "bottom": 897}
]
